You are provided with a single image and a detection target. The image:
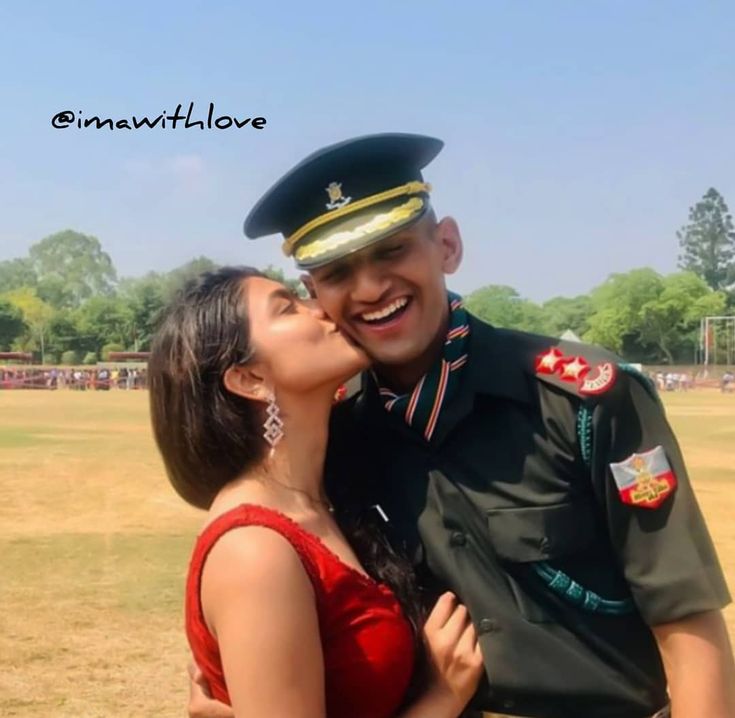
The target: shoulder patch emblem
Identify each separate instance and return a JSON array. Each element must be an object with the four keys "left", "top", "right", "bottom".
[
  {"left": 536, "top": 347, "right": 617, "bottom": 395},
  {"left": 609, "top": 446, "right": 677, "bottom": 509}
]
